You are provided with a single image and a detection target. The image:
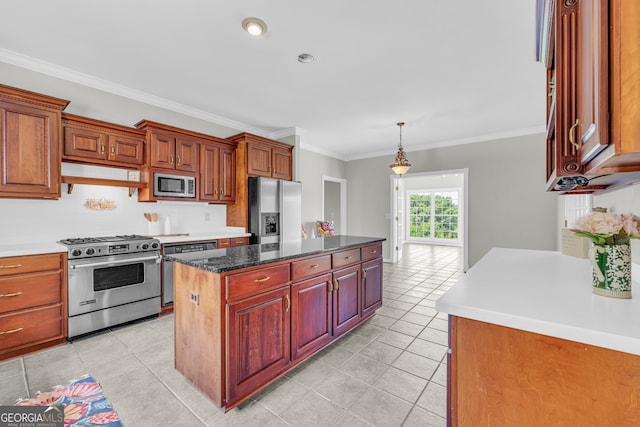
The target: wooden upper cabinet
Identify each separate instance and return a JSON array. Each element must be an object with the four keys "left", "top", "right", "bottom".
[
  {"left": 247, "top": 142, "right": 272, "bottom": 177},
  {"left": 134, "top": 120, "right": 200, "bottom": 173},
  {"left": 540, "top": 0, "right": 640, "bottom": 192},
  {"left": 200, "top": 141, "right": 236, "bottom": 203},
  {"left": 62, "top": 113, "right": 145, "bottom": 168},
  {"left": 272, "top": 146, "right": 293, "bottom": 180},
  {"left": 0, "top": 84, "right": 69, "bottom": 199}
]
